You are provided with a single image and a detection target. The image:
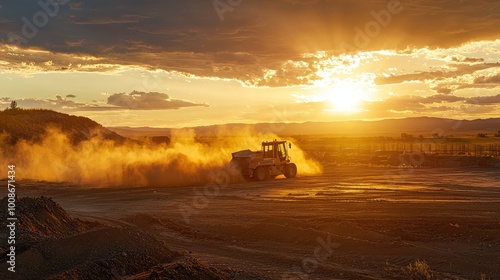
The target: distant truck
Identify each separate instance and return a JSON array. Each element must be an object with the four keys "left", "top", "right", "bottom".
[{"left": 229, "top": 140, "right": 297, "bottom": 181}]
